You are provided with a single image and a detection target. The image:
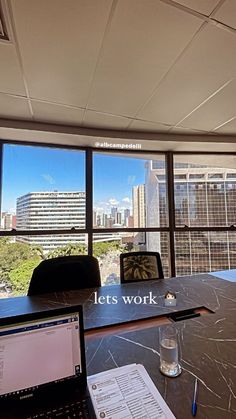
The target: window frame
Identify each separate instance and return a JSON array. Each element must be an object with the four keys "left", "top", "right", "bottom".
[{"left": 0, "top": 140, "right": 235, "bottom": 281}]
